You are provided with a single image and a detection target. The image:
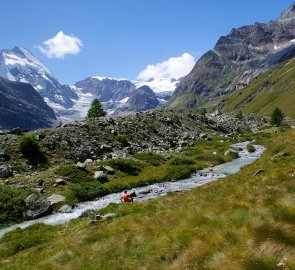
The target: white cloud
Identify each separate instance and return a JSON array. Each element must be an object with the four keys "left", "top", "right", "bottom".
[
  {"left": 38, "top": 31, "right": 83, "bottom": 59},
  {"left": 137, "top": 53, "right": 195, "bottom": 80}
]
